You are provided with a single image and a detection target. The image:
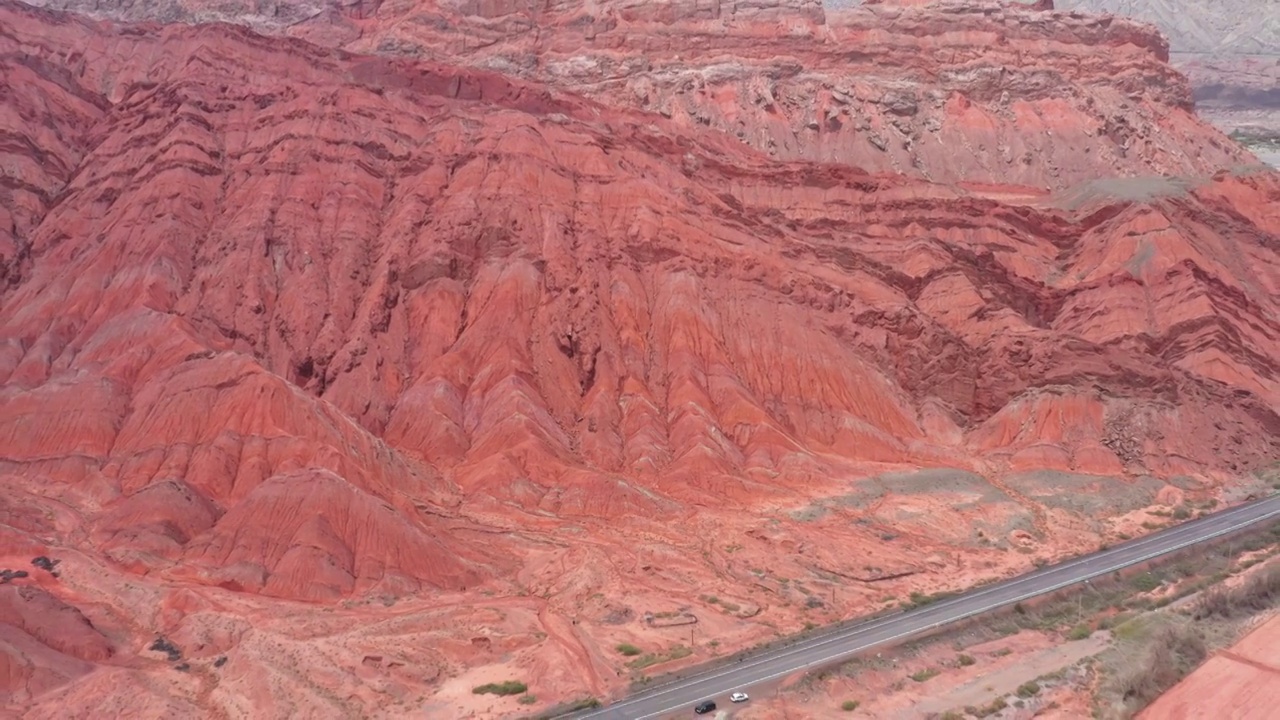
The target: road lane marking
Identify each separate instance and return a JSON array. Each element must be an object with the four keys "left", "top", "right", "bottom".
[
  {"left": 576, "top": 497, "right": 1280, "bottom": 719},
  {"left": 625, "top": 505, "right": 1280, "bottom": 720}
]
